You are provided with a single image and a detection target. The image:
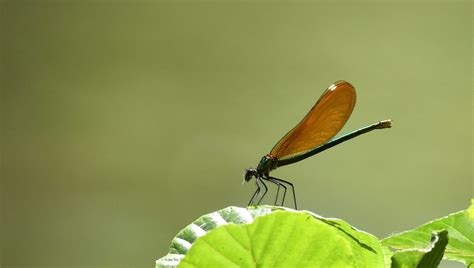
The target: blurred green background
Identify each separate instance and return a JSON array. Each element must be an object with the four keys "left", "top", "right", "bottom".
[{"left": 1, "top": 1, "right": 471, "bottom": 268}]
